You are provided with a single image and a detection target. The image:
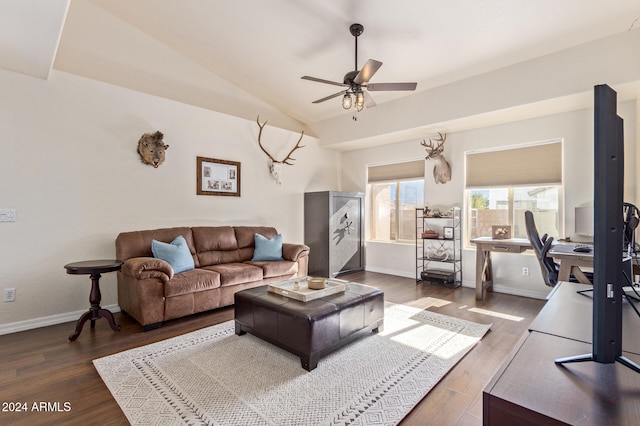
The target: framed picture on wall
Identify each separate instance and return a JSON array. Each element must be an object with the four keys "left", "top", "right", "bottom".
[{"left": 197, "top": 156, "right": 241, "bottom": 196}]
